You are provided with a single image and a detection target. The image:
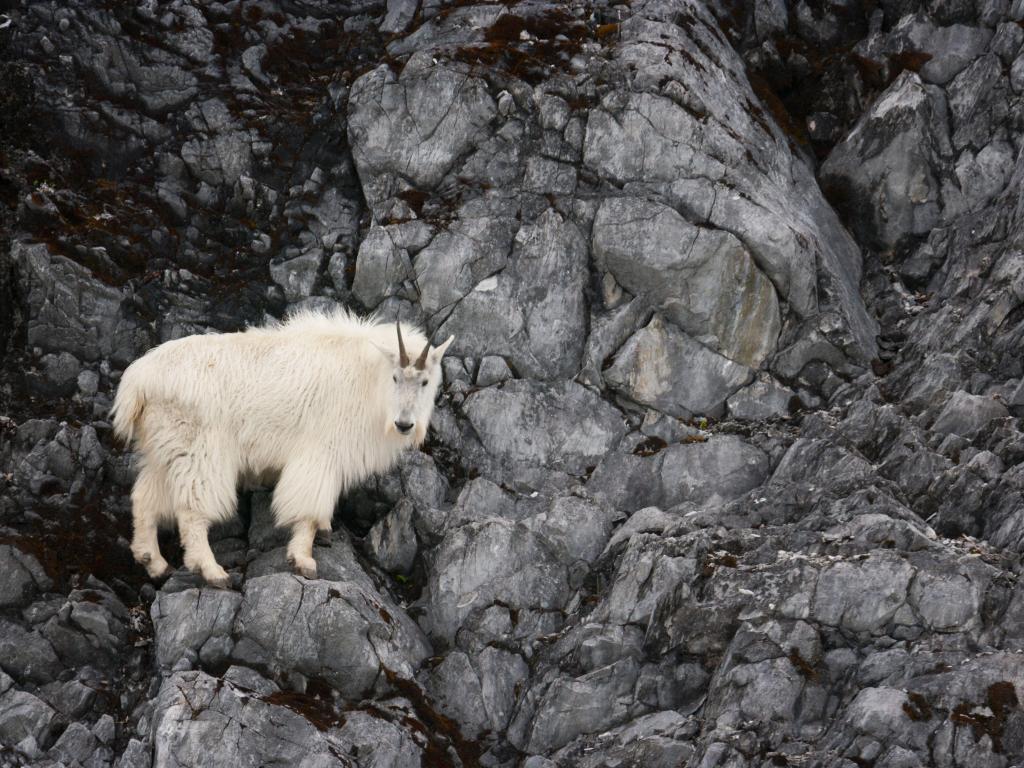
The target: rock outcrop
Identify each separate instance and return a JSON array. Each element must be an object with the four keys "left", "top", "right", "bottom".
[{"left": 2, "top": 0, "right": 1024, "bottom": 766}]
